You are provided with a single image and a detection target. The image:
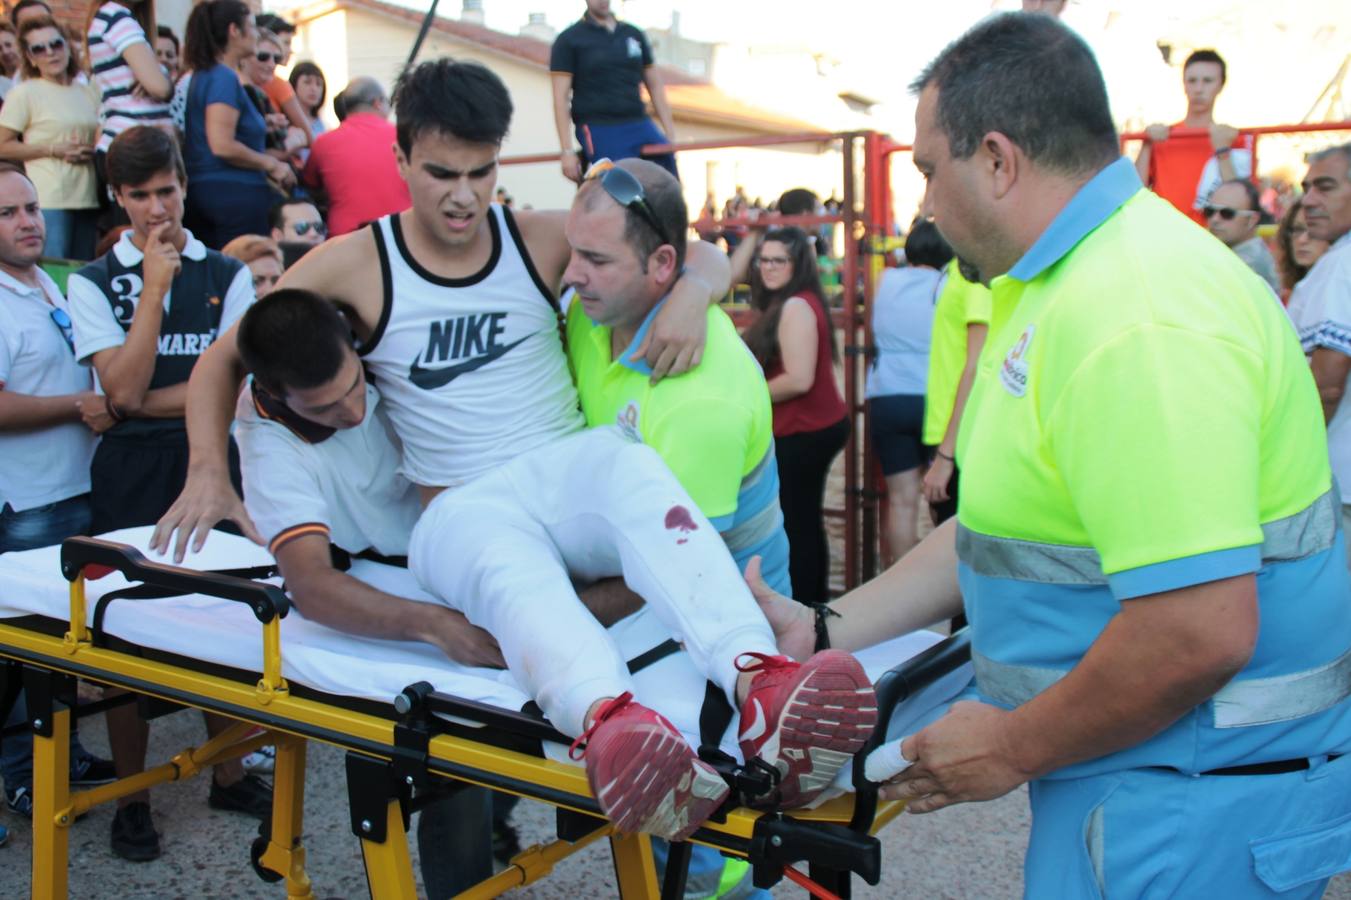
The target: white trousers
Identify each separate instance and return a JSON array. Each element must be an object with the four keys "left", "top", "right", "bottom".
[{"left": 409, "top": 427, "right": 780, "bottom": 736}]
